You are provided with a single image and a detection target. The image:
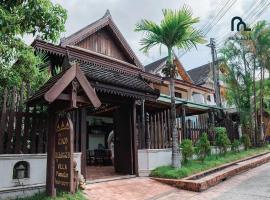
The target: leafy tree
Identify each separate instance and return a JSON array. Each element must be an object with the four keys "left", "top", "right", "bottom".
[
  {"left": 135, "top": 5, "right": 205, "bottom": 168},
  {"left": 195, "top": 133, "right": 211, "bottom": 162},
  {"left": 180, "top": 139, "right": 194, "bottom": 163},
  {"left": 0, "top": 0, "right": 67, "bottom": 97},
  {"left": 219, "top": 21, "right": 270, "bottom": 145}
]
